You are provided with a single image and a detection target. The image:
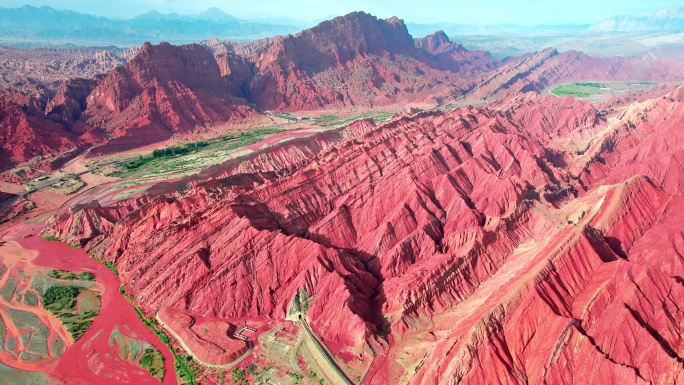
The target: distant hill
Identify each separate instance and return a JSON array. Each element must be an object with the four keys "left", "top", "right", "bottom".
[
  {"left": 590, "top": 8, "right": 684, "bottom": 31},
  {"left": 406, "top": 22, "right": 589, "bottom": 38},
  {"left": 0, "top": 5, "right": 299, "bottom": 45}
]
